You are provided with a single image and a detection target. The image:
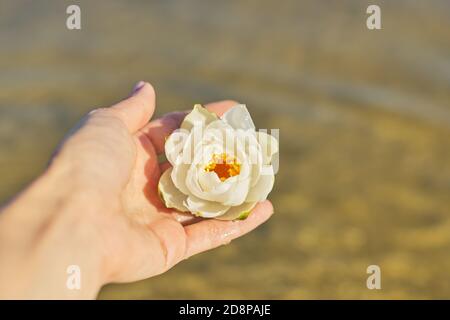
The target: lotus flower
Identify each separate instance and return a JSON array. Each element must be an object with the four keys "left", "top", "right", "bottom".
[{"left": 158, "top": 104, "right": 278, "bottom": 220}]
